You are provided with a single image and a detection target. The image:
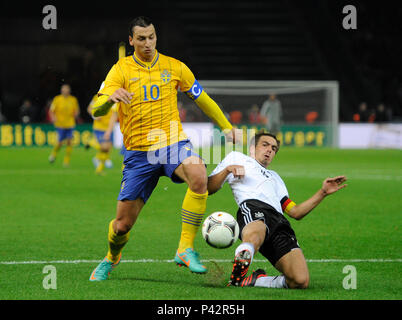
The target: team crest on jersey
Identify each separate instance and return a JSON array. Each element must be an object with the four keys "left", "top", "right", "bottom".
[{"left": 161, "top": 70, "right": 171, "bottom": 83}]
